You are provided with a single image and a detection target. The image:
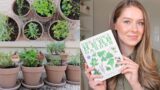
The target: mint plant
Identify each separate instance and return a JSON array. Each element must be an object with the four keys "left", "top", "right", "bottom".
[
  {"left": 20, "top": 48, "right": 42, "bottom": 67},
  {"left": 32, "top": 0, "right": 56, "bottom": 17},
  {"left": 51, "top": 20, "right": 69, "bottom": 40}
]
